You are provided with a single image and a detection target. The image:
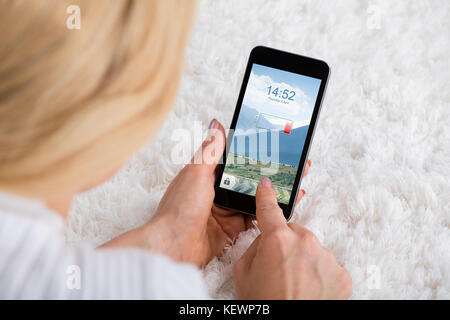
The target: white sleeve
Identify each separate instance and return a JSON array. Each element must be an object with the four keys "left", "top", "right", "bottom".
[{"left": 0, "top": 209, "right": 210, "bottom": 300}]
